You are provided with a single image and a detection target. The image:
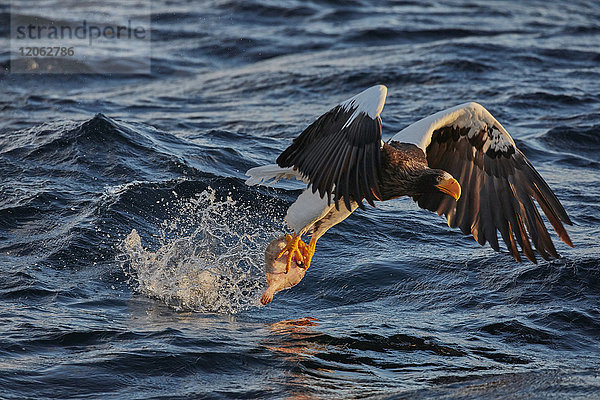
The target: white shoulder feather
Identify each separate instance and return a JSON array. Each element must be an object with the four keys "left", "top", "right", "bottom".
[{"left": 390, "top": 102, "right": 515, "bottom": 155}]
